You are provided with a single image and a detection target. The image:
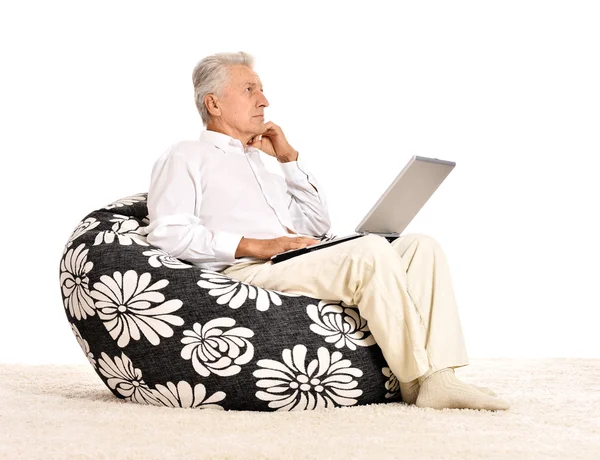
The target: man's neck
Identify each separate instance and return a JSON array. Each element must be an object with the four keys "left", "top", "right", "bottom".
[{"left": 206, "top": 123, "right": 252, "bottom": 147}]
